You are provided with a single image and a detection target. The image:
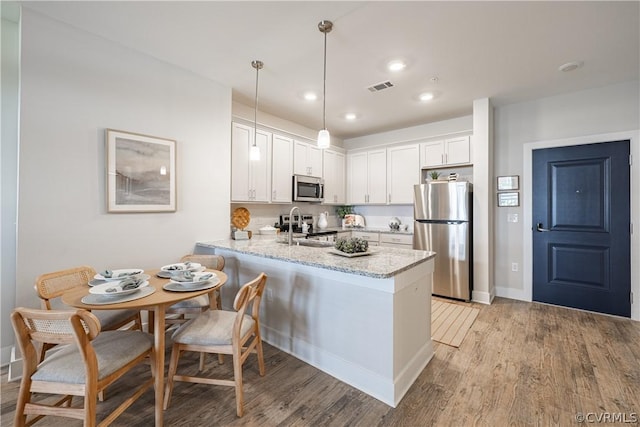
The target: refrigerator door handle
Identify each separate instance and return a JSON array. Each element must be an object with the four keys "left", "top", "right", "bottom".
[{"left": 536, "top": 223, "right": 552, "bottom": 232}]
